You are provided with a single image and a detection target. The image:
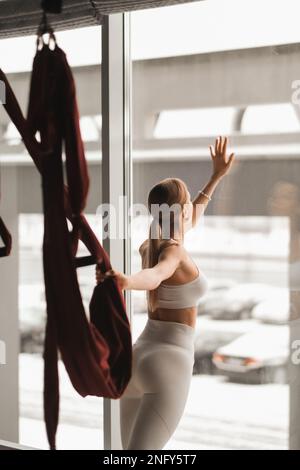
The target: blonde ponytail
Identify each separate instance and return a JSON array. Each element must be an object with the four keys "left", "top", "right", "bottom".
[{"left": 145, "top": 178, "right": 189, "bottom": 313}]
